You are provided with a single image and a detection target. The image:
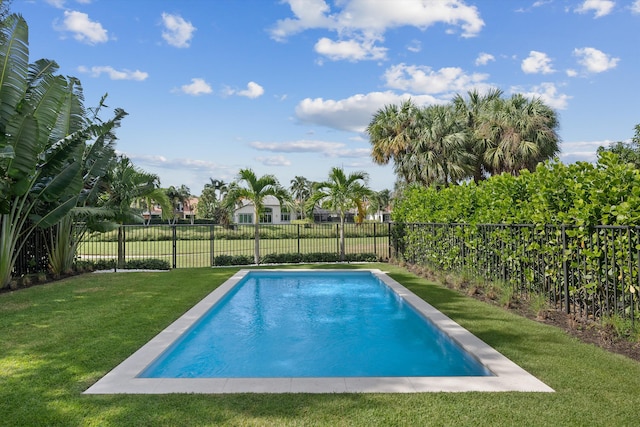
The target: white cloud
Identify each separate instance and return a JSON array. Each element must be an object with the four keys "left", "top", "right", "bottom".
[
  {"left": 314, "top": 37, "right": 387, "bottom": 61},
  {"left": 573, "top": 47, "right": 619, "bottom": 73},
  {"left": 407, "top": 40, "right": 422, "bottom": 53},
  {"left": 77, "top": 65, "right": 148, "bottom": 81},
  {"left": 294, "top": 91, "right": 439, "bottom": 133},
  {"left": 270, "top": 0, "right": 484, "bottom": 62},
  {"left": 575, "top": 0, "right": 615, "bottom": 18},
  {"left": 237, "top": 82, "right": 265, "bottom": 99},
  {"left": 250, "top": 140, "right": 370, "bottom": 159},
  {"left": 59, "top": 10, "right": 108, "bottom": 44},
  {"left": 161, "top": 13, "right": 196, "bottom": 48},
  {"left": 126, "top": 154, "right": 216, "bottom": 170},
  {"left": 633, "top": 0, "right": 640, "bottom": 14},
  {"left": 251, "top": 140, "right": 345, "bottom": 153},
  {"left": 521, "top": 51, "right": 555, "bottom": 74},
  {"left": 566, "top": 69, "right": 578, "bottom": 77},
  {"left": 255, "top": 156, "right": 292, "bottom": 166},
  {"left": 45, "top": 0, "right": 66, "bottom": 8},
  {"left": 475, "top": 52, "right": 495, "bottom": 66},
  {"left": 178, "top": 78, "right": 212, "bottom": 96},
  {"left": 511, "top": 82, "right": 571, "bottom": 110},
  {"left": 272, "top": 0, "right": 484, "bottom": 39},
  {"left": 560, "top": 140, "right": 614, "bottom": 163},
  {"left": 383, "top": 63, "right": 491, "bottom": 95}
]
